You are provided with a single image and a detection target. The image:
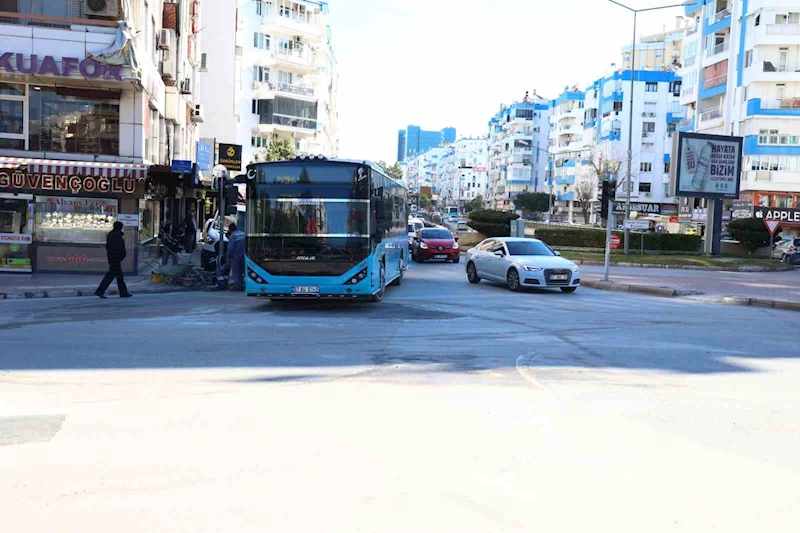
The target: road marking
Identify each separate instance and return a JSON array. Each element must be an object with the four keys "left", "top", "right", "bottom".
[{"left": 515, "top": 353, "right": 549, "bottom": 391}]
